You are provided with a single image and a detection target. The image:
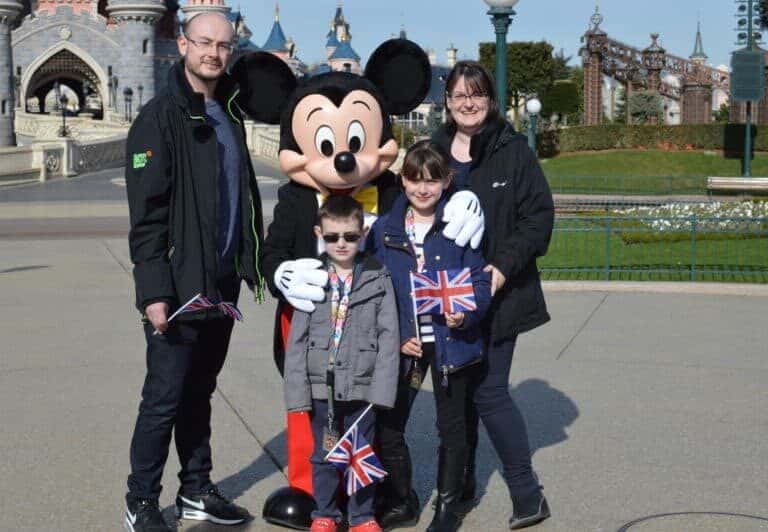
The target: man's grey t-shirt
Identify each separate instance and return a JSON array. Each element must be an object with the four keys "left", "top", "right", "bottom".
[{"left": 205, "top": 99, "right": 241, "bottom": 277}]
